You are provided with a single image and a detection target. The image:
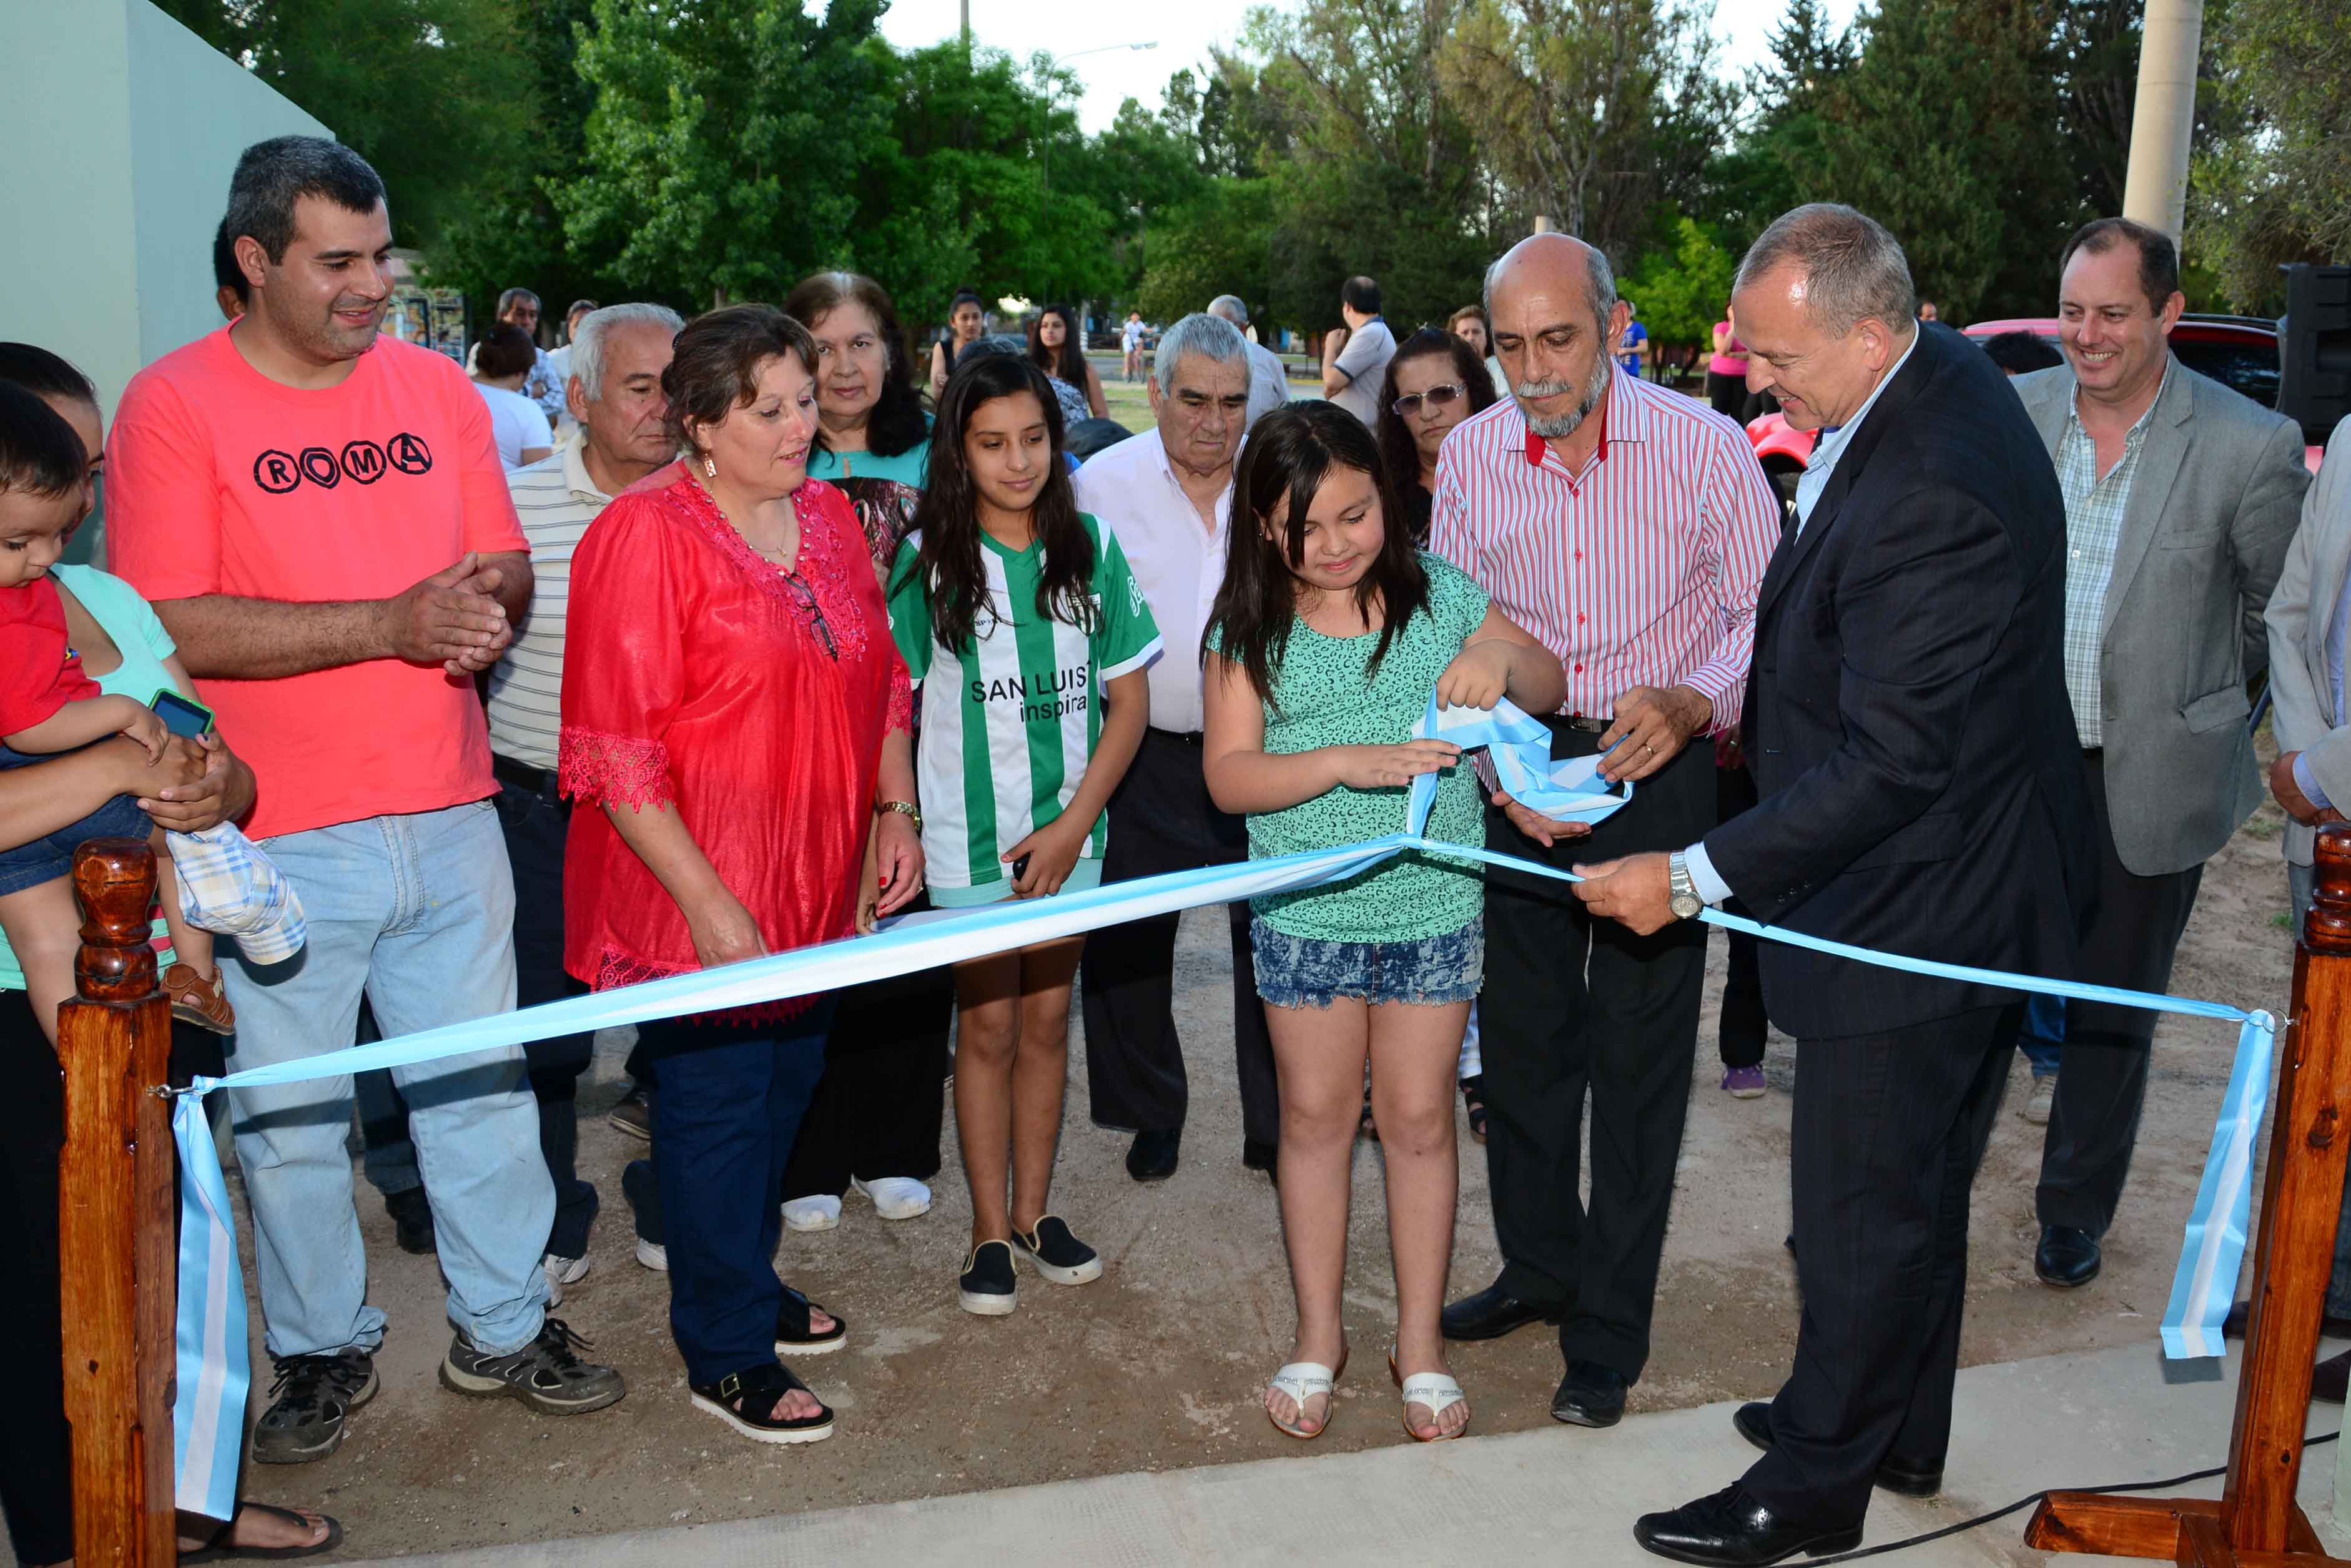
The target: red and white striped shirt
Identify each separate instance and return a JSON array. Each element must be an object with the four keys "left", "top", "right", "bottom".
[{"left": 1429, "top": 367, "right": 1780, "bottom": 730}]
